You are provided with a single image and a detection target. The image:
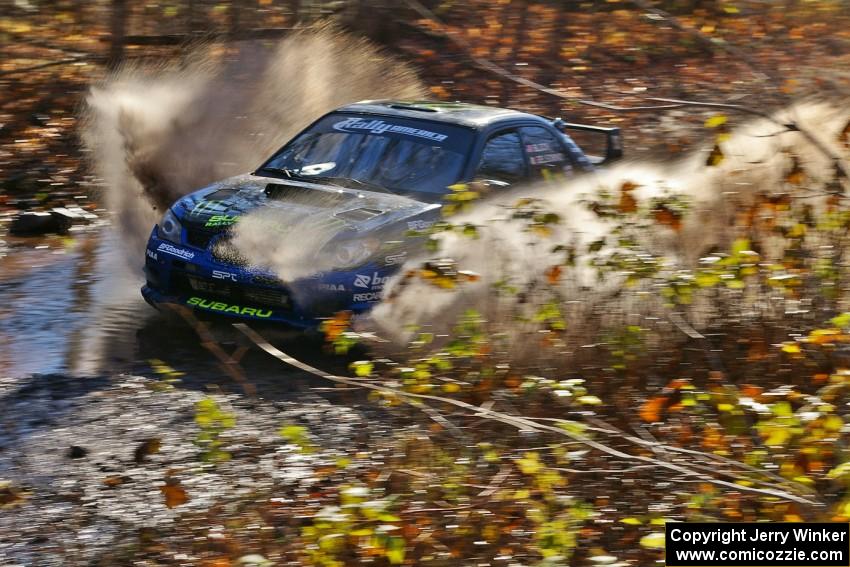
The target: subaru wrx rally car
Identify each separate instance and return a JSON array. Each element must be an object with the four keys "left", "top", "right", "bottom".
[{"left": 142, "top": 100, "right": 622, "bottom": 327}]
